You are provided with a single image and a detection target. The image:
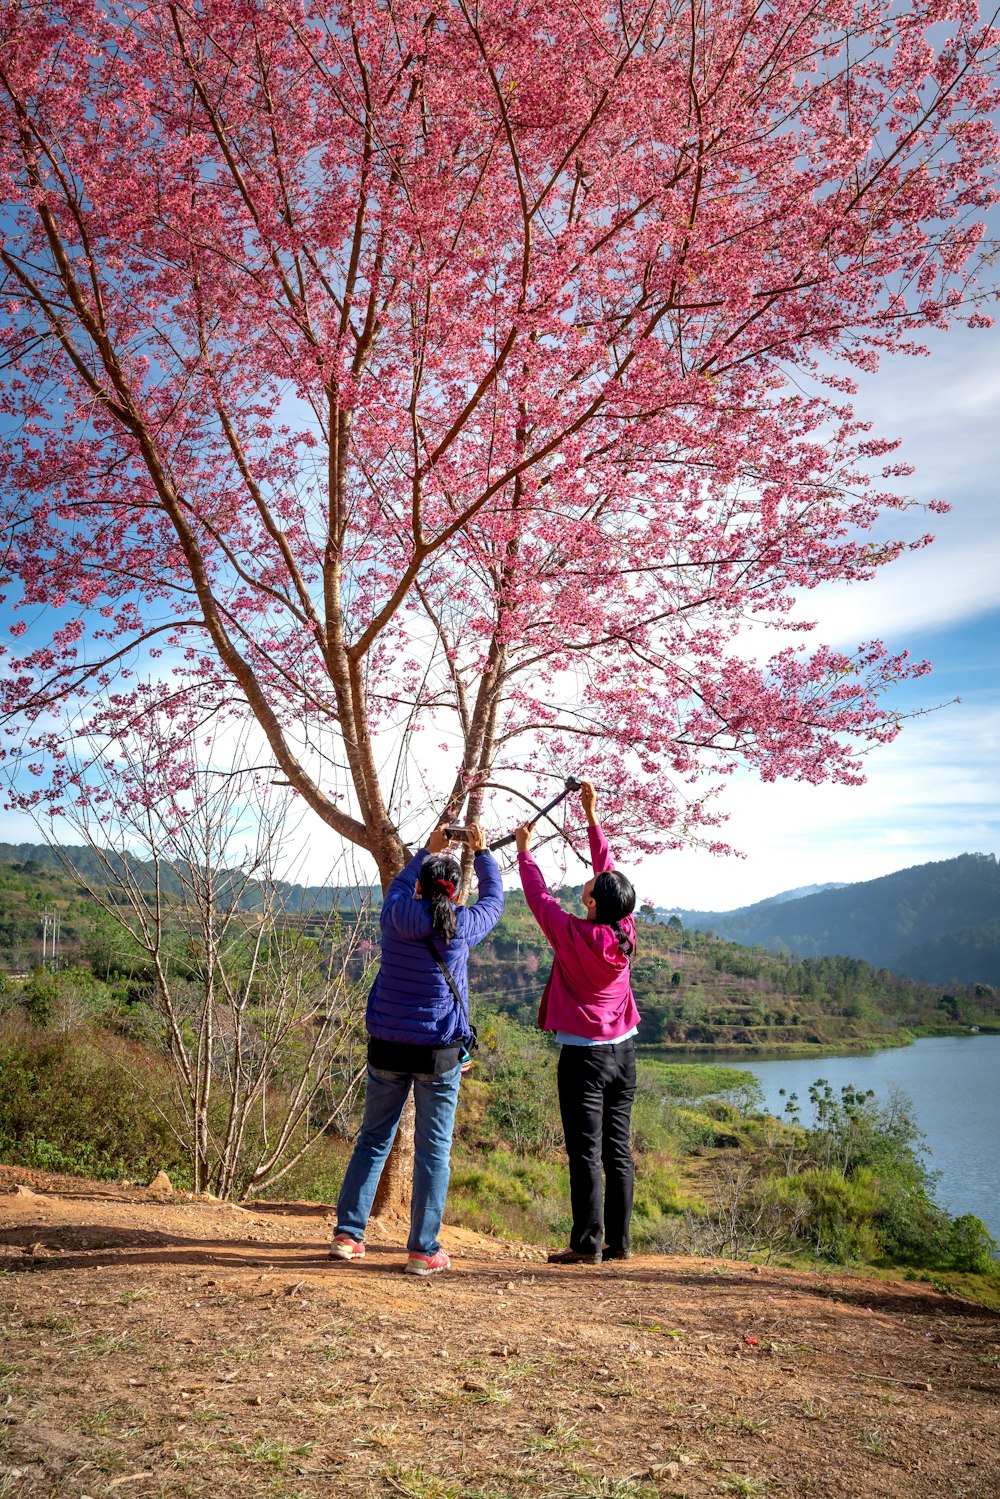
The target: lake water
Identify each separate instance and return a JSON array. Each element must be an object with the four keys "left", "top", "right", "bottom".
[{"left": 734, "top": 1035, "right": 1000, "bottom": 1244}]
